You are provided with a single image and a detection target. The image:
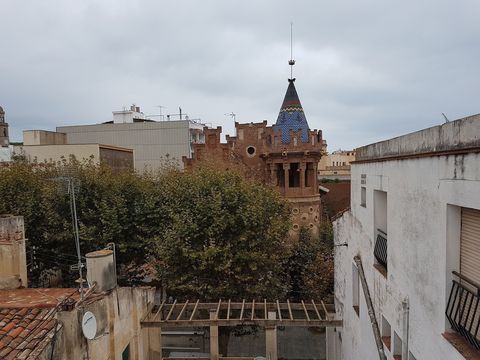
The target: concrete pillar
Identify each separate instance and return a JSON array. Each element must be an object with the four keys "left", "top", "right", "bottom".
[
  {"left": 270, "top": 165, "right": 276, "bottom": 186},
  {"left": 209, "top": 310, "right": 219, "bottom": 360},
  {"left": 148, "top": 310, "right": 162, "bottom": 360},
  {"left": 265, "top": 311, "right": 277, "bottom": 360},
  {"left": 299, "top": 162, "right": 306, "bottom": 189},
  {"left": 0, "top": 216, "right": 27, "bottom": 289},
  {"left": 283, "top": 163, "right": 290, "bottom": 194}
]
